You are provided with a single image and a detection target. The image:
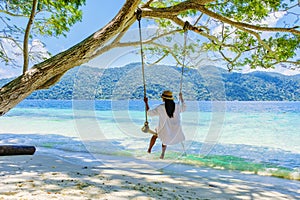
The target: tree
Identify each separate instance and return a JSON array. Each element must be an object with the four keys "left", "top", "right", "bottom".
[
  {"left": 0, "top": 0, "right": 299, "bottom": 116},
  {"left": 0, "top": 0, "right": 85, "bottom": 72},
  {"left": 23, "top": 0, "right": 38, "bottom": 74}
]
